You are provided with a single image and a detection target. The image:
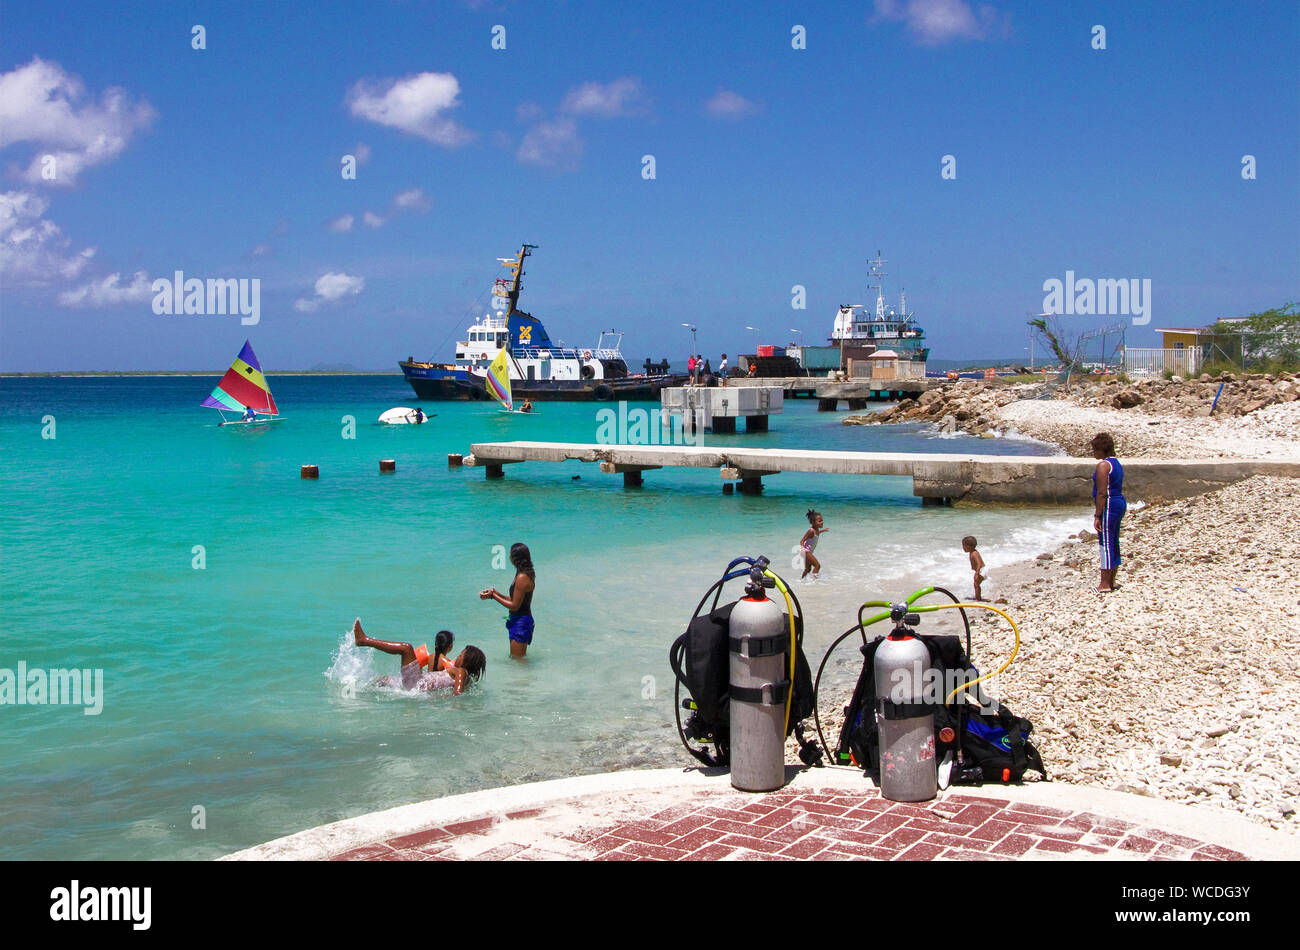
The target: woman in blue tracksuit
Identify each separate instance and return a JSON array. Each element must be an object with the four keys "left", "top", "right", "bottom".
[{"left": 1090, "top": 432, "right": 1126, "bottom": 593}]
